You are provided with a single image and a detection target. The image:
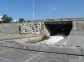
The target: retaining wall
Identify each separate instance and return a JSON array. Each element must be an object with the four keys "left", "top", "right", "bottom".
[{"left": 0, "top": 23, "right": 20, "bottom": 34}]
